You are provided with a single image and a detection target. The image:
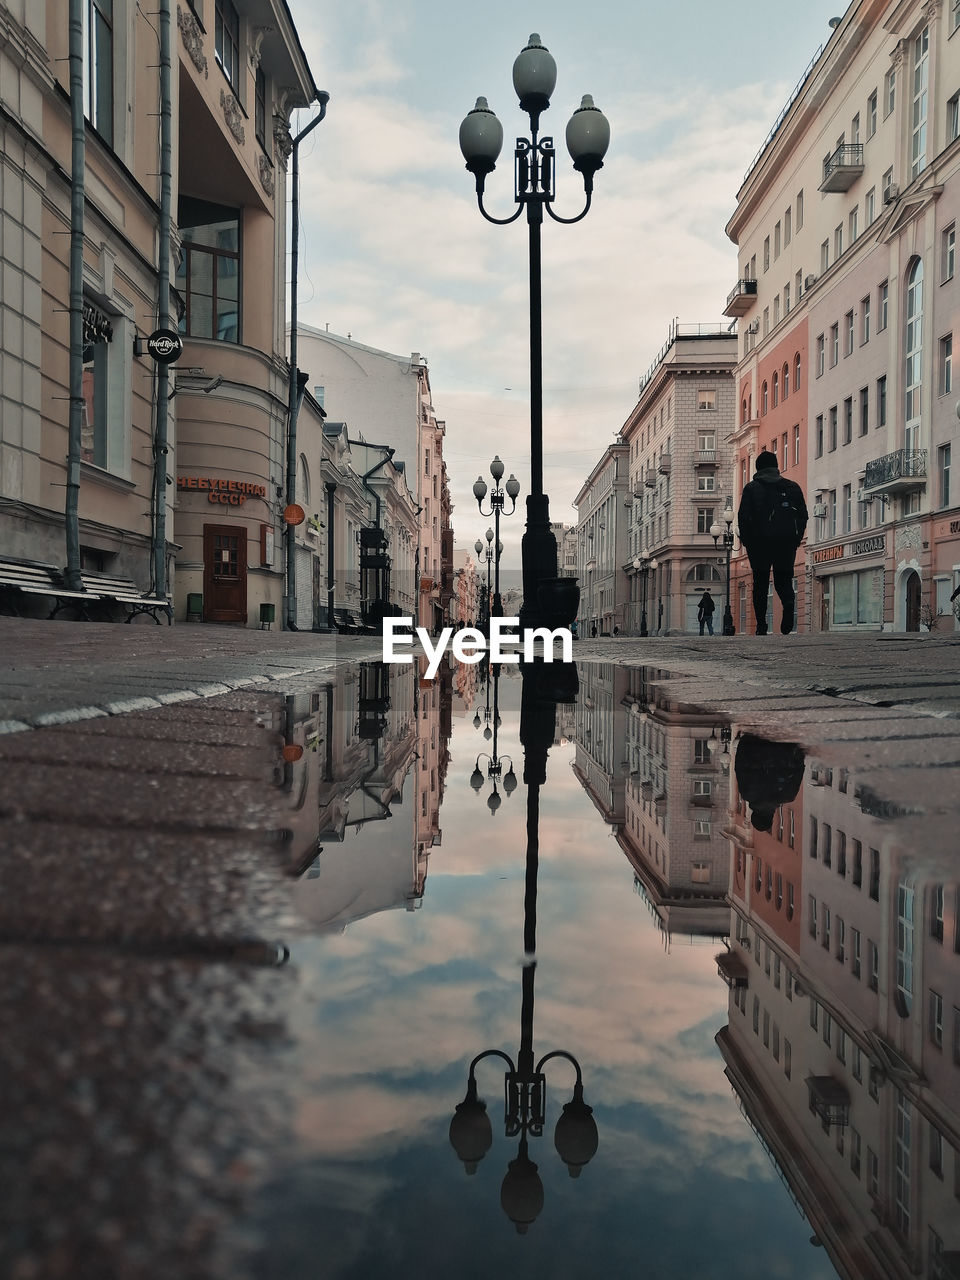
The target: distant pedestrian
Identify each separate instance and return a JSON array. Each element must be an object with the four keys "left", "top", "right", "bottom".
[
  {"left": 591, "top": 623, "right": 597, "bottom": 638},
  {"left": 613, "top": 625, "right": 619, "bottom": 636},
  {"left": 697, "top": 590, "right": 716, "bottom": 636},
  {"left": 737, "top": 450, "right": 808, "bottom": 635}
]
